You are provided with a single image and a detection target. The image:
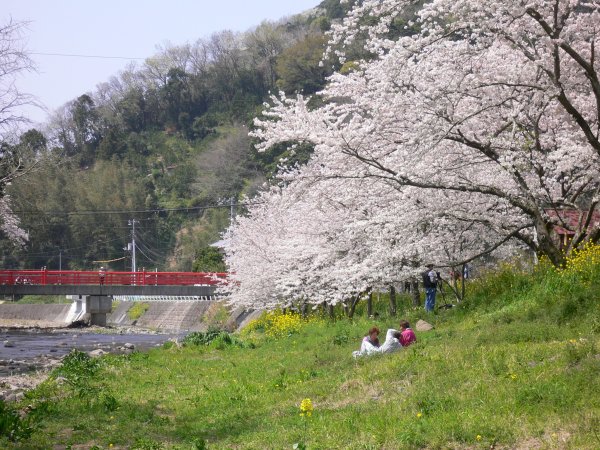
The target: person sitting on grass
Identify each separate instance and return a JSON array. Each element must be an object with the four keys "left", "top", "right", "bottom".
[
  {"left": 362, "top": 326, "right": 380, "bottom": 352},
  {"left": 352, "top": 326, "right": 381, "bottom": 358},
  {"left": 399, "top": 320, "right": 417, "bottom": 347},
  {"left": 379, "top": 329, "right": 403, "bottom": 354}
]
